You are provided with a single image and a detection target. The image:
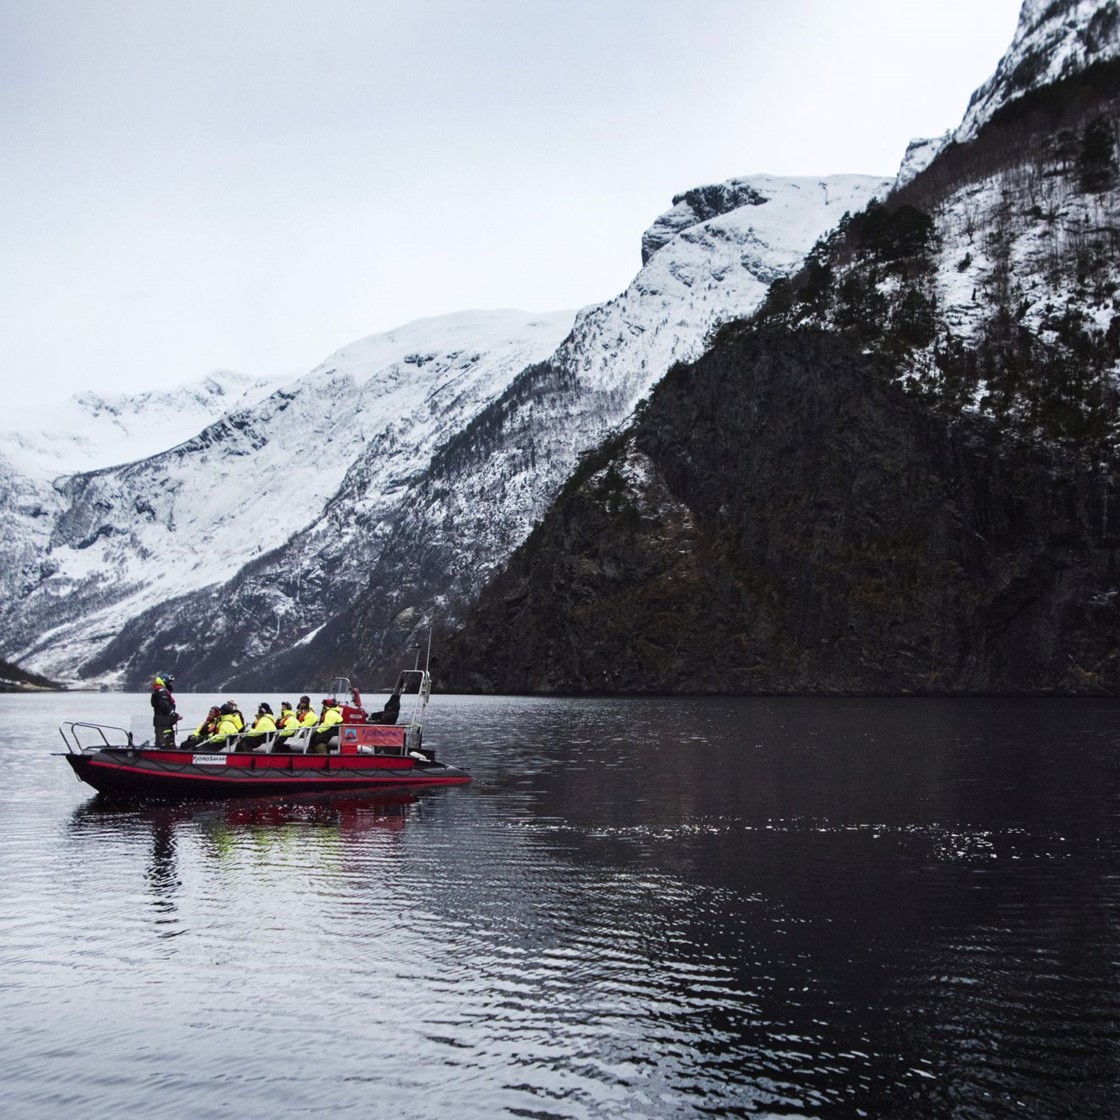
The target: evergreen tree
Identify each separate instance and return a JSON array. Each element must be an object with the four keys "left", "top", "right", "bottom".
[{"left": 1078, "top": 117, "right": 1118, "bottom": 193}]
